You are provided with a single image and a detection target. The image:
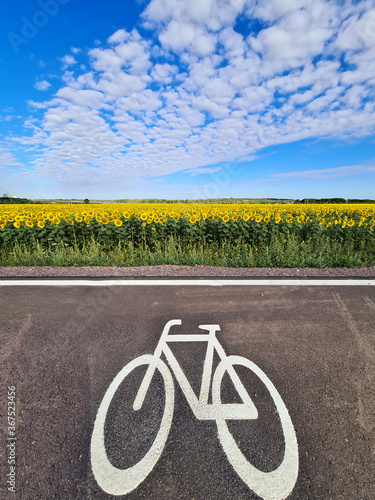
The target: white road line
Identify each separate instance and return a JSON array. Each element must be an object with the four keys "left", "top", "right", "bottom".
[{"left": 0, "top": 279, "right": 374, "bottom": 286}]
